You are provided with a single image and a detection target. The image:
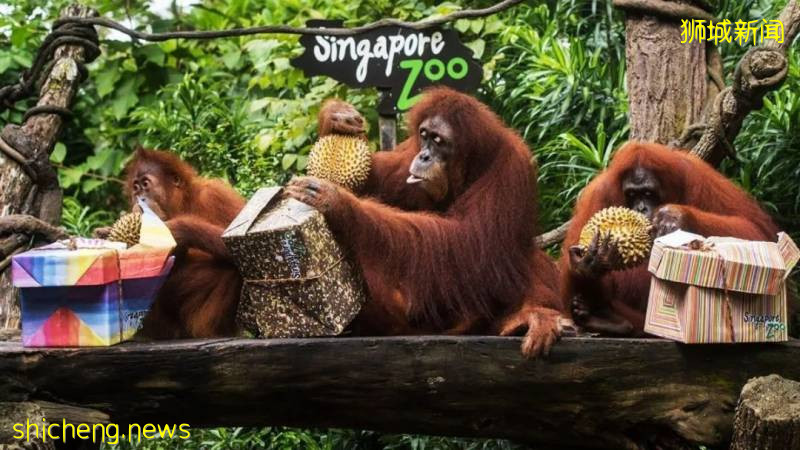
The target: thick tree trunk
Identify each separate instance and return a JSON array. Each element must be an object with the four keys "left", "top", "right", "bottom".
[
  {"left": 0, "top": 5, "right": 97, "bottom": 330},
  {"left": 623, "top": 1, "right": 711, "bottom": 144},
  {"left": 730, "top": 374, "right": 800, "bottom": 450}
]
